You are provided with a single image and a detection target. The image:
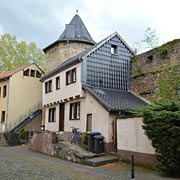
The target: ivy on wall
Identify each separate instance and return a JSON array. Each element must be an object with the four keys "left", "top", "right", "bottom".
[{"left": 155, "top": 64, "right": 180, "bottom": 104}]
